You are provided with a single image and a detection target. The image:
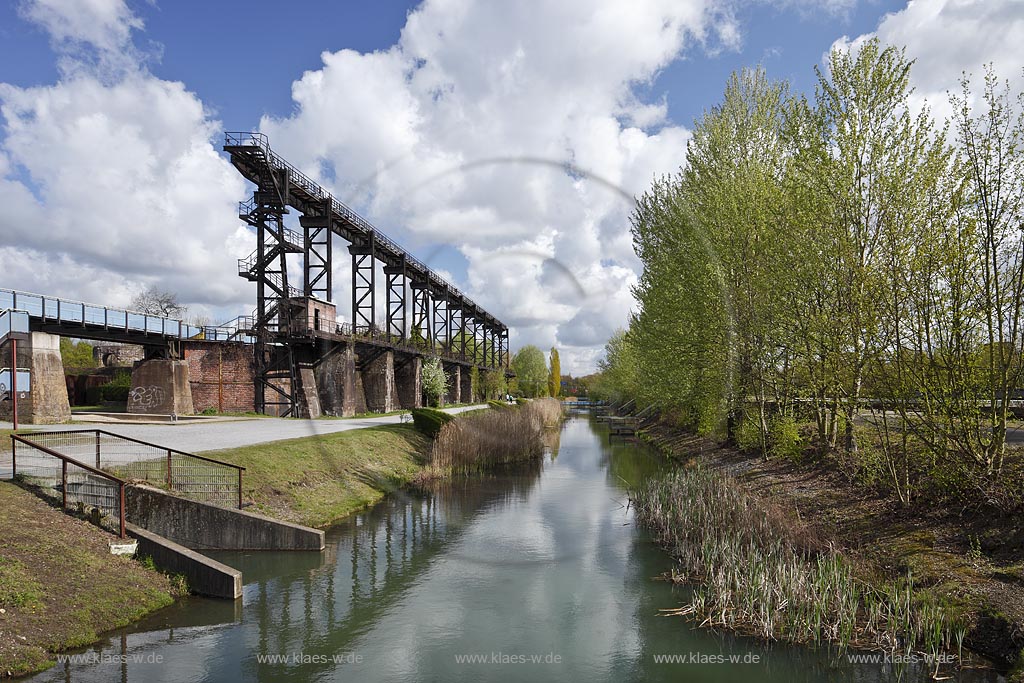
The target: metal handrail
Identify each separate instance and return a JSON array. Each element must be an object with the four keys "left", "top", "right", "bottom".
[
  {"left": 17, "top": 429, "right": 245, "bottom": 510},
  {"left": 11, "top": 434, "right": 128, "bottom": 538}
]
